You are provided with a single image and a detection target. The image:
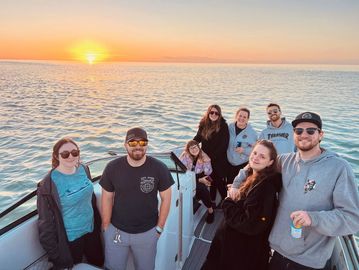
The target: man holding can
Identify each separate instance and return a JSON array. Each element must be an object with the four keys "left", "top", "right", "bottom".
[
  {"left": 268, "top": 112, "right": 359, "bottom": 269},
  {"left": 231, "top": 111, "right": 359, "bottom": 269}
]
